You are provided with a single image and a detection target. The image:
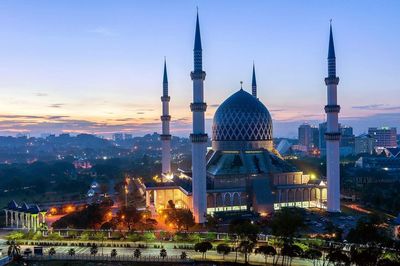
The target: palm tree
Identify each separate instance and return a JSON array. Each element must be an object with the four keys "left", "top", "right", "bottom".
[
  {"left": 48, "top": 247, "right": 56, "bottom": 256},
  {"left": 110, "top": 249, "right": 117, "bottom": 258},
  {"left": 90, "top": 244, "right": 98, "bottom": 256},
  {"left": 68, "top": 248, "right": 75, "bottom": 256},
  {"left": 7, "top": 240, "right": 21, "bottom": 261},
  {"left": 134, "top": 248, "right": 141, "bottom": 259},
  {"left": 180, "top": 251, "right": 187, "bottom": 260},
  {"left": 160, "top": 248, "right": 167, "bottom": 259},
  {"left": 238, "top": 240, "right": 255, "bottom": 264}
]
